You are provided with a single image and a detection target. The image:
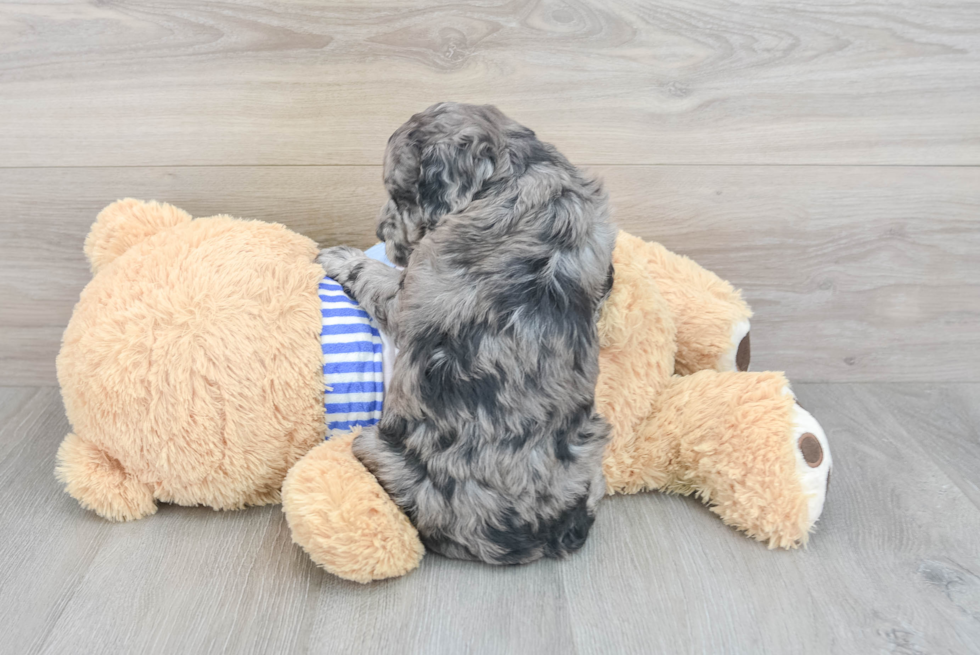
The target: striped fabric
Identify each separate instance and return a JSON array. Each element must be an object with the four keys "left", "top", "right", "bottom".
[{"left": 319, "top": 277, "right": 385, "bottom": 432}]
